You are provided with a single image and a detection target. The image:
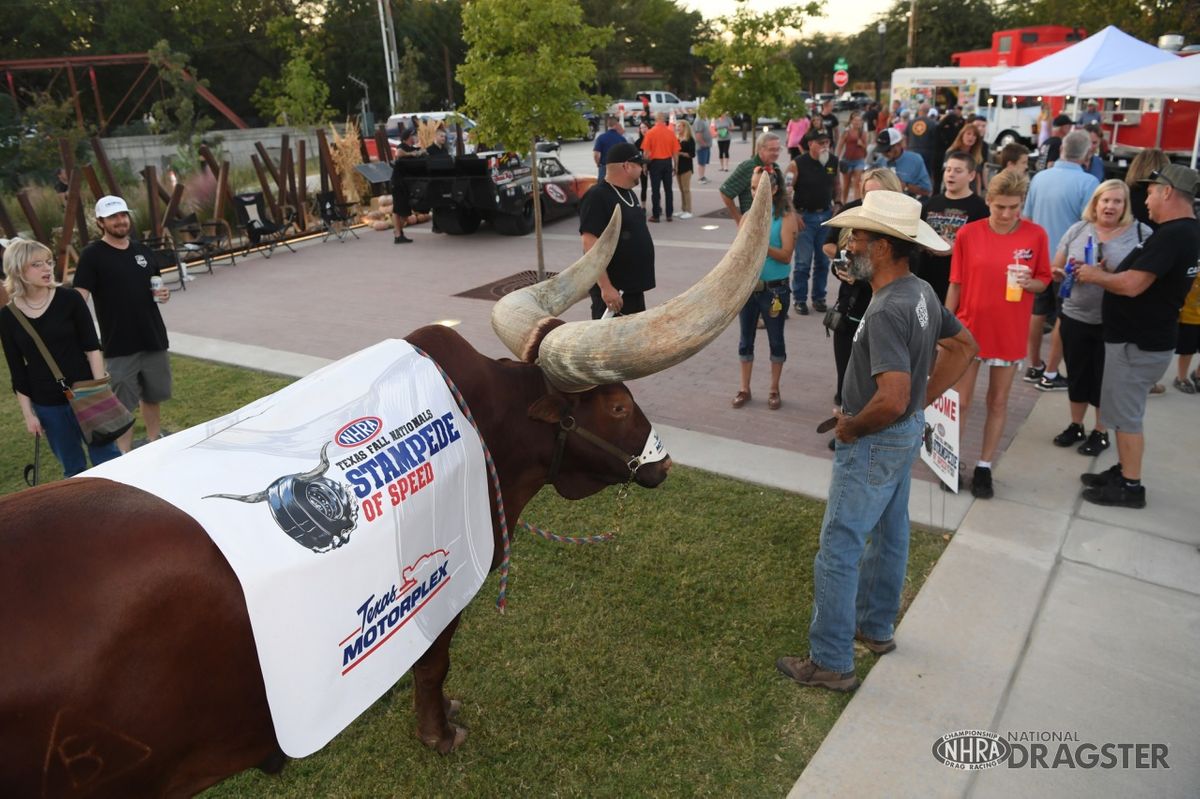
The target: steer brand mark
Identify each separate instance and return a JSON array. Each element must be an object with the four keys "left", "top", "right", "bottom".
[{"left": 42, "top": 707, "right": 152, "bottom": 798}]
